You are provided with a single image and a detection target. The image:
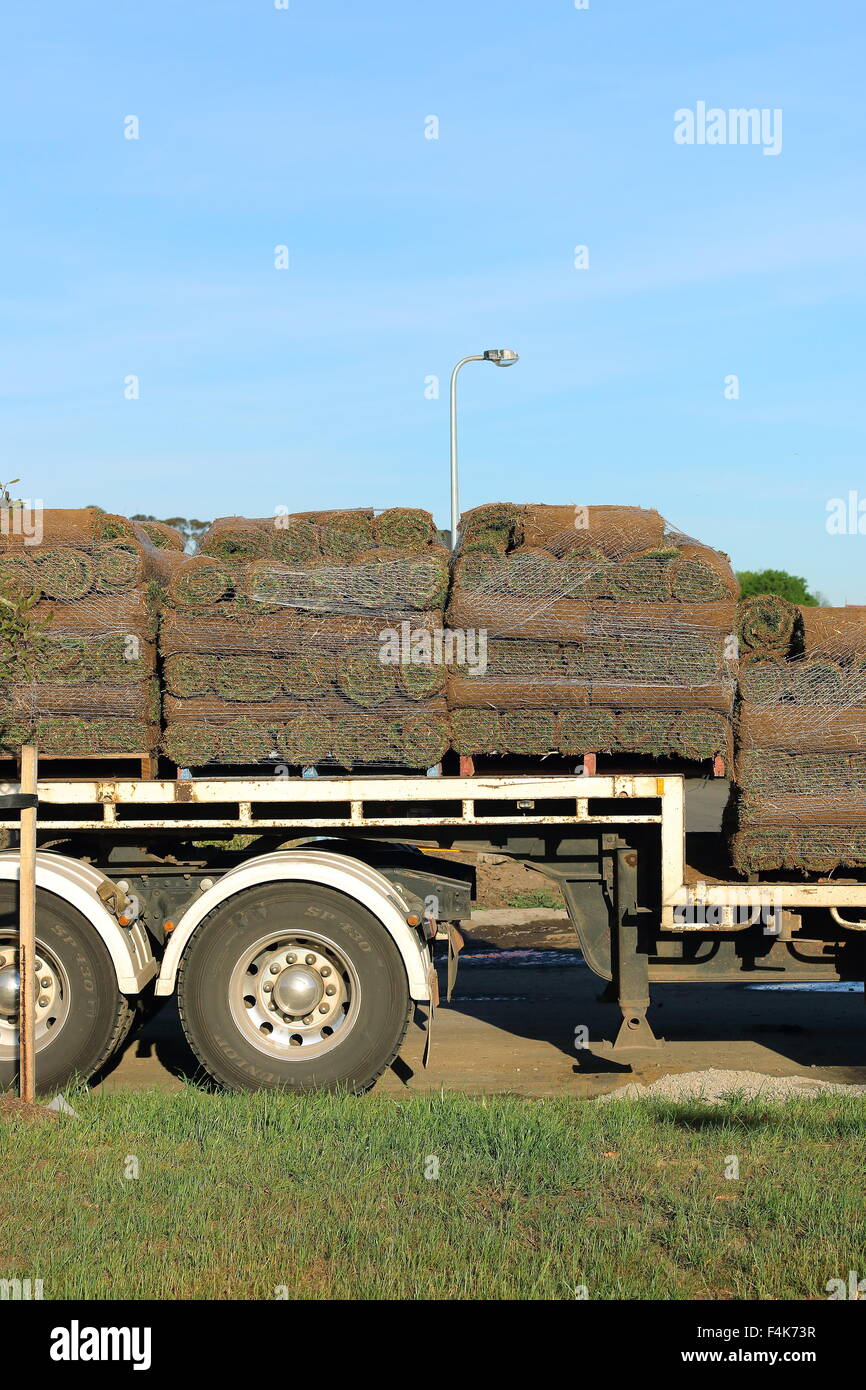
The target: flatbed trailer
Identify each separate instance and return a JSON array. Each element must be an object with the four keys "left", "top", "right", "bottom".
[{"left": 0, "top": 772, "right": 863, "bottom": 1093}]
